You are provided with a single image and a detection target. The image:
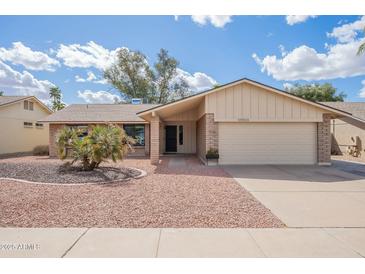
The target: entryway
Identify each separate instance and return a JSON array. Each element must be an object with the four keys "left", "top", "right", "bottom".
[{"left": 165, "top": 125, "right": 177, "bottom": 153}]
